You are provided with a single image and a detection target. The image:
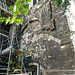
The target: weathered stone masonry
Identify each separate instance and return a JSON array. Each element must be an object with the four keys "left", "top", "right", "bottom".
[{"left": 20, "top": 0, "right": 75, "bottom": 75}]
